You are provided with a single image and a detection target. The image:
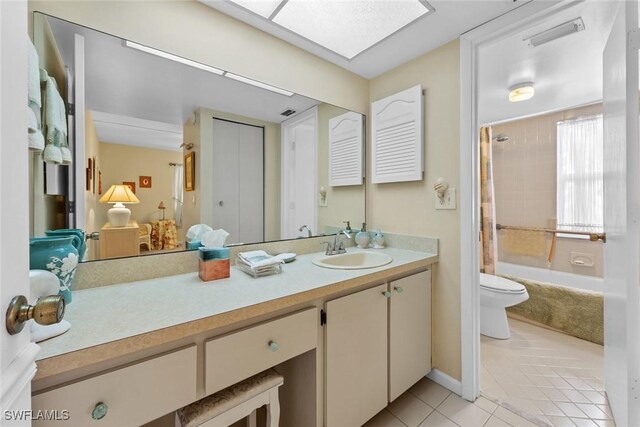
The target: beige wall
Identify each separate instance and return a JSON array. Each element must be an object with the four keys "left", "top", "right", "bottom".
[
  {"left": 317, "top": 103, "right": 366, "bottom": 234},
  {"left": 97, "top": 142, "right": 182, "bottom": 237},
  {"left": 492, "top": 104, "right": 604, "bottom": 277},
  {"left": 28, "top": 1, "right": 369, "bottom": 115},
  {"left": 368, "top": 40, "right": 461, "bottom": 380}
]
